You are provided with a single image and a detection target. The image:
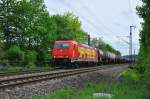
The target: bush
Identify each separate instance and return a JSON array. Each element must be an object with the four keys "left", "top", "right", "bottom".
[
  {"left": 24, "top": 50, "right": 37, "bottom": 68},
  {"left": 120, "top": 69, "right": 140, "bottom": 82},
  {"left": 6, "top": 45, "right": 24, "bottom": 61},
  {"left": 137, "top": 49, "right": 150, "bottom": 87},
  {"left": 141, "top": 53, "right": 150, "bottom": 87},
  {"left": 36, "top": 51, "right": 52, "bottom": 67},
  {"left": 143, "top": 68, "right": 150, "bottom": 87},
  {"left": 0, "top": 47, "right": 8, "bottom": 66},
  {"left": 0, "top": 47, "right": 5, "bottom": 60},
  {"left": 6, "top": 45, "right": 24, "bottom": 66}
]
